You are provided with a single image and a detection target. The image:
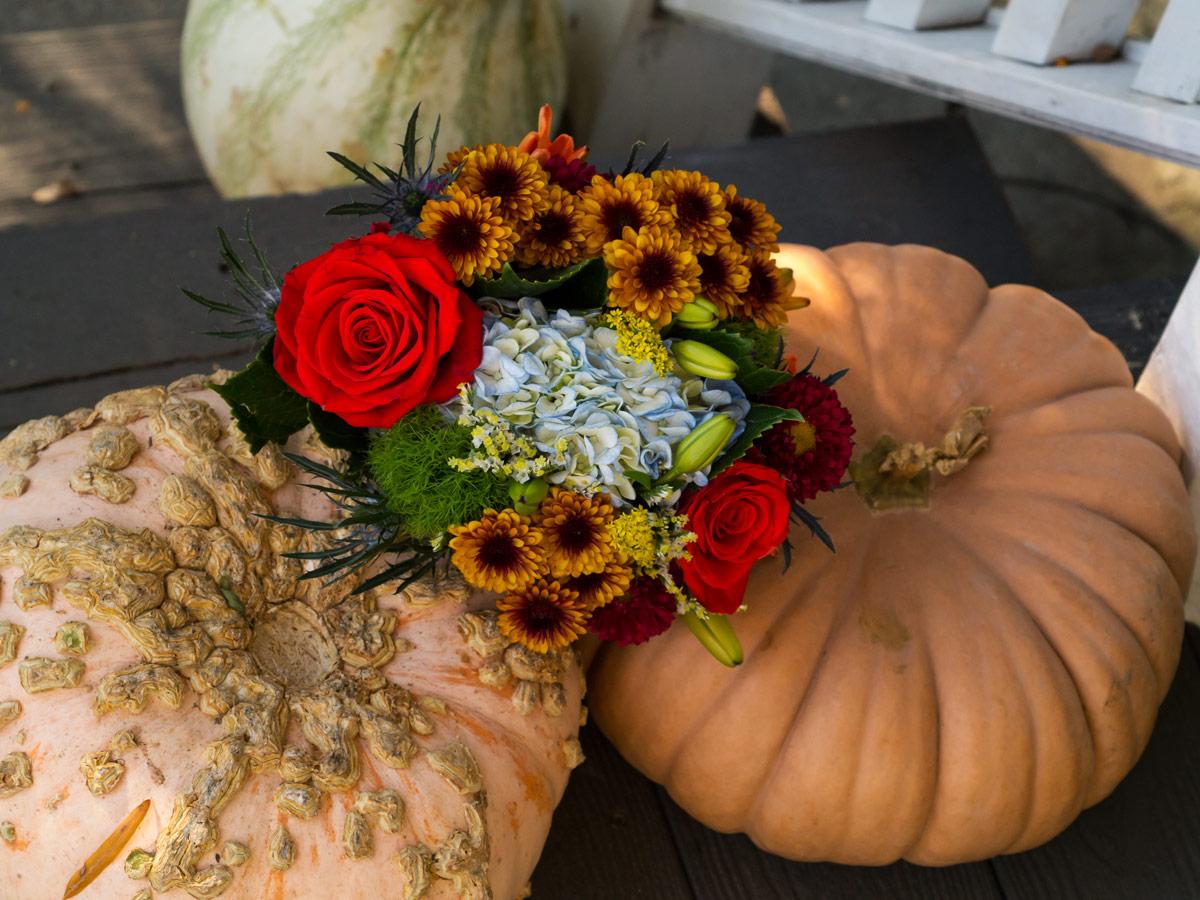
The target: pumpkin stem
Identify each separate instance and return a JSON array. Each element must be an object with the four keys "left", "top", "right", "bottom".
[{"left": 850, "top": 407, "right": 991, "bottom": 511}]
